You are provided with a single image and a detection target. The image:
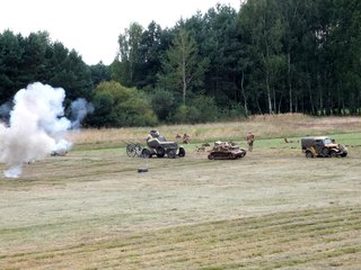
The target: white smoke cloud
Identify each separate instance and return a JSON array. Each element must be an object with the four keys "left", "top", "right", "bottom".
[
  {"left": 0, "top": 82, "right": 73, "bottom": 178},
  {"left": 70, "top": 98, "right": 94, "bottom": 129}
]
